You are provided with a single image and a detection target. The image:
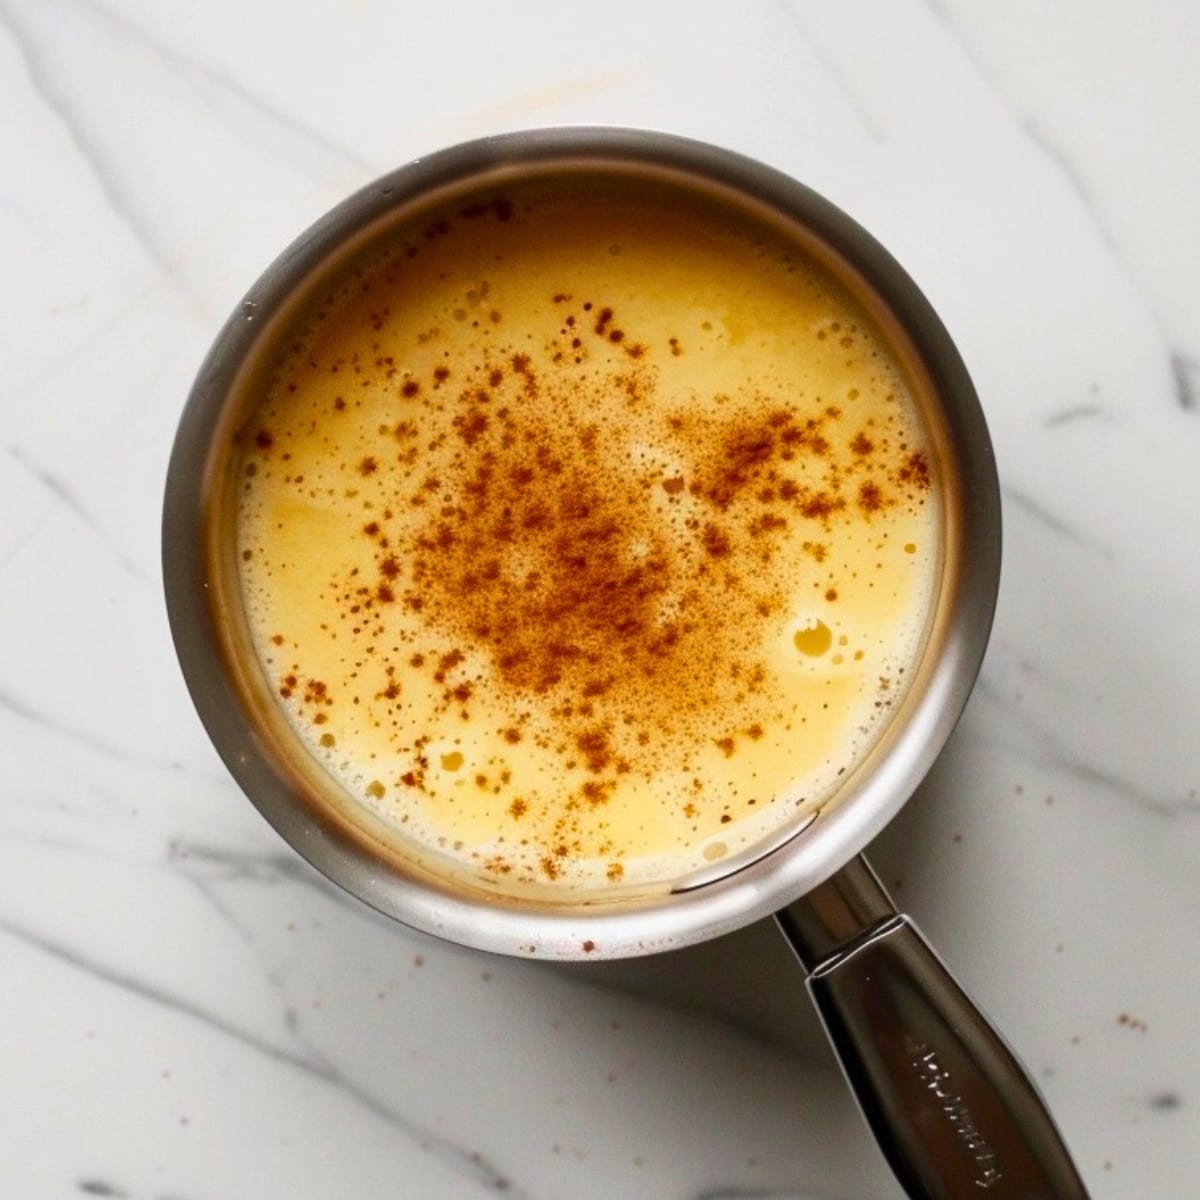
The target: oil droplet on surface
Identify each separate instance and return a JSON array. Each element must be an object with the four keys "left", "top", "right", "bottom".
[
  {"left": 794, "top": 619, "right": 833, "bottom": 657},
  {"left": 441, "top": 751, "right": 464, "bottom": 772}
]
